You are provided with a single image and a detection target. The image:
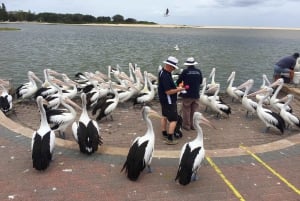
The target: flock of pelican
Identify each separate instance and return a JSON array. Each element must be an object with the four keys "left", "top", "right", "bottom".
[{"left": 0, "top": 64, "right": 299, "bottom": 185}]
